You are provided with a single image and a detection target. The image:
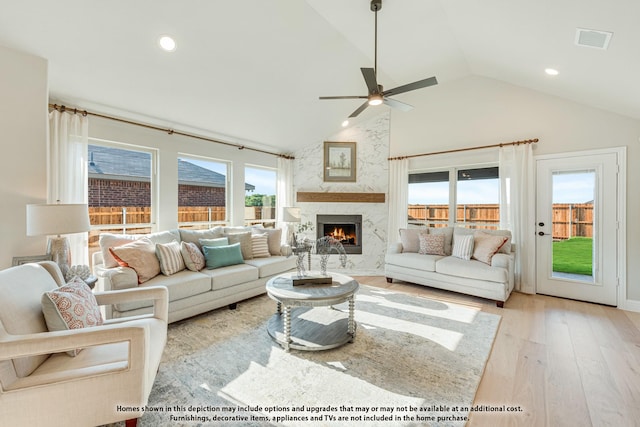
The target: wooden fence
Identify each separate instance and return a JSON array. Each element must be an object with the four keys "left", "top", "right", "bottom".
[{"left": 408, "top": 203, "right": 593, "bottom": 239}]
